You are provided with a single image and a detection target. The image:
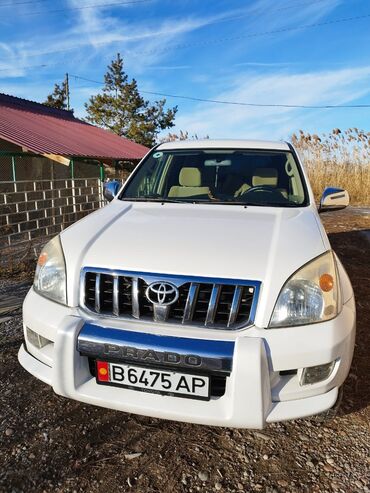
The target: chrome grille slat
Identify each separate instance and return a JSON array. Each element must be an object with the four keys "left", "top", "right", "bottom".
[
  {"left": 205, "top": 284, "right": 221, "bottom": 326},
  {"left": 94, "top": 273, "right": 101, "bottom": 313},
  {"left": 113, "top": 276, "right": 119, "bottom": 316},
  {"left": 81, "top": 269, "right": 259, "bottom": 330},
  {"left": 183, "top": 283, "right": 199, "bottom": 323},
  {"left": 228, "top": 286, "right": 243, "bottom": 327},
  {"left": 132, "top": 277, "right": 140, "bottom": 319}
]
